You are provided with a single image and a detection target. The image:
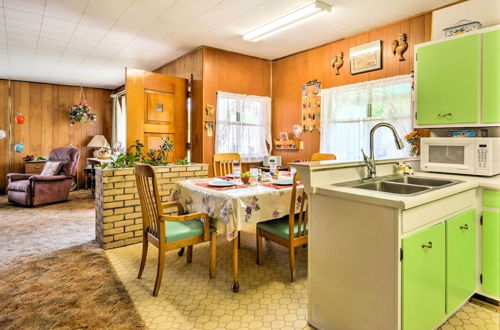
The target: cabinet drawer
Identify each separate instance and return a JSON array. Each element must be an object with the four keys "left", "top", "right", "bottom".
[
  {"left": 402, "top": 190, "right": 475, "bottom": 234},
  {"left": 24, "top": 162, "right": 46, "bottom": 175},
  {"left": 483, "top": 189, "right": 500, "bottom": 208}
]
